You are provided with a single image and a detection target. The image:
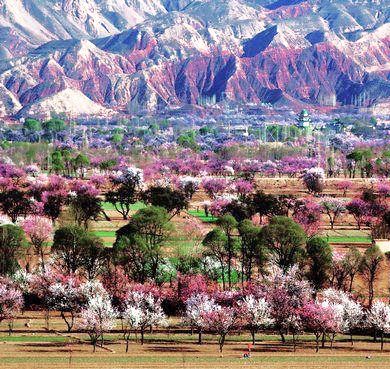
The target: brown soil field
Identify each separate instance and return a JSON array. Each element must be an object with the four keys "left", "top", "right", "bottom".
[
  {"left": 1, "top": 313, "right": 390, "bottom": 369},
  {"left": 2, "top": 328, "right": 390, "bottom": 368}
]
